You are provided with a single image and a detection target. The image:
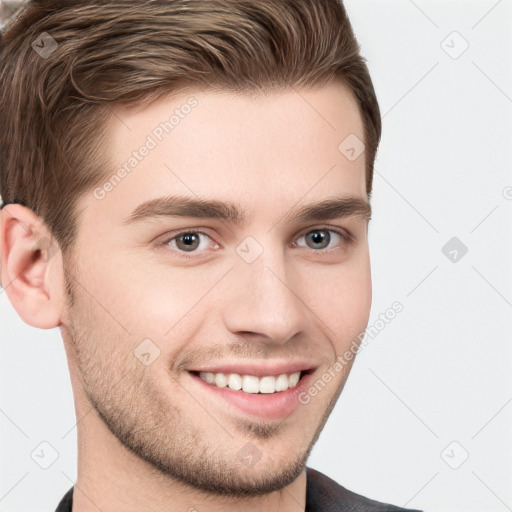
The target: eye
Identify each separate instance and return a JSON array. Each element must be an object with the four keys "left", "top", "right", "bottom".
[
  {"left": 162, "top": 231, "right": 218, "bottom": 256},
  {"left": 158, "top": 226, "right": 353, "bottom": 260},
  {"left": 294, "top": 227, "right": 351, "bottom": 252}
]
